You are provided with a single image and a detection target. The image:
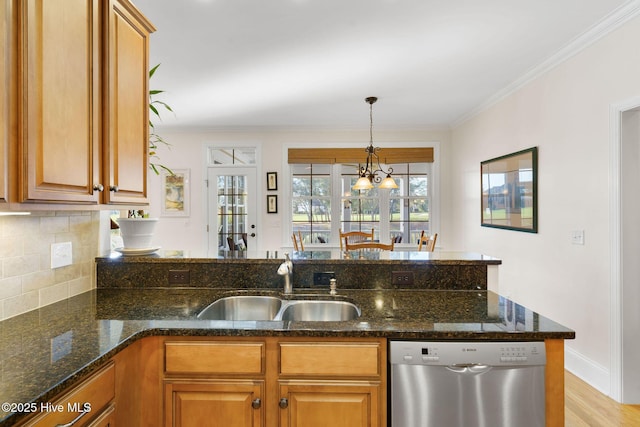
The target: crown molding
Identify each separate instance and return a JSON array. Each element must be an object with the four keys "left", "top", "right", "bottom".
[{"left": 453, "top": 0, "right": 640, "bottom": 128}]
